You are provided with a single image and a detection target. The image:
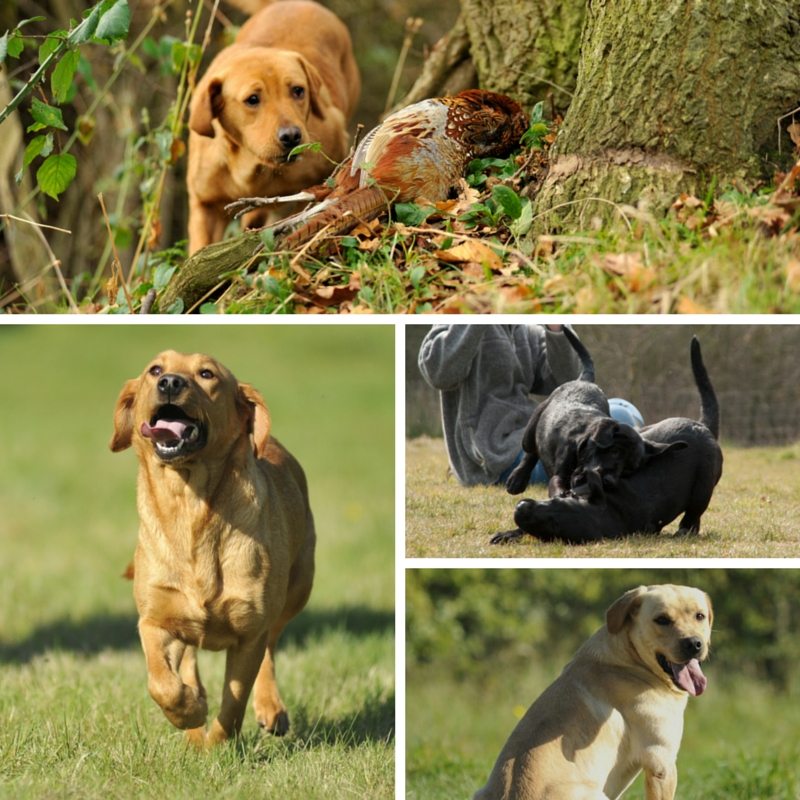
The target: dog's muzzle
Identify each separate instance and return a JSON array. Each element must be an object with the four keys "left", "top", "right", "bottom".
[
  {"left": 656, "top": 646, "right": 708, "bottom": 696},
  {"left": 140, "top": 404, "right": 206, "bottom": 461}
]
